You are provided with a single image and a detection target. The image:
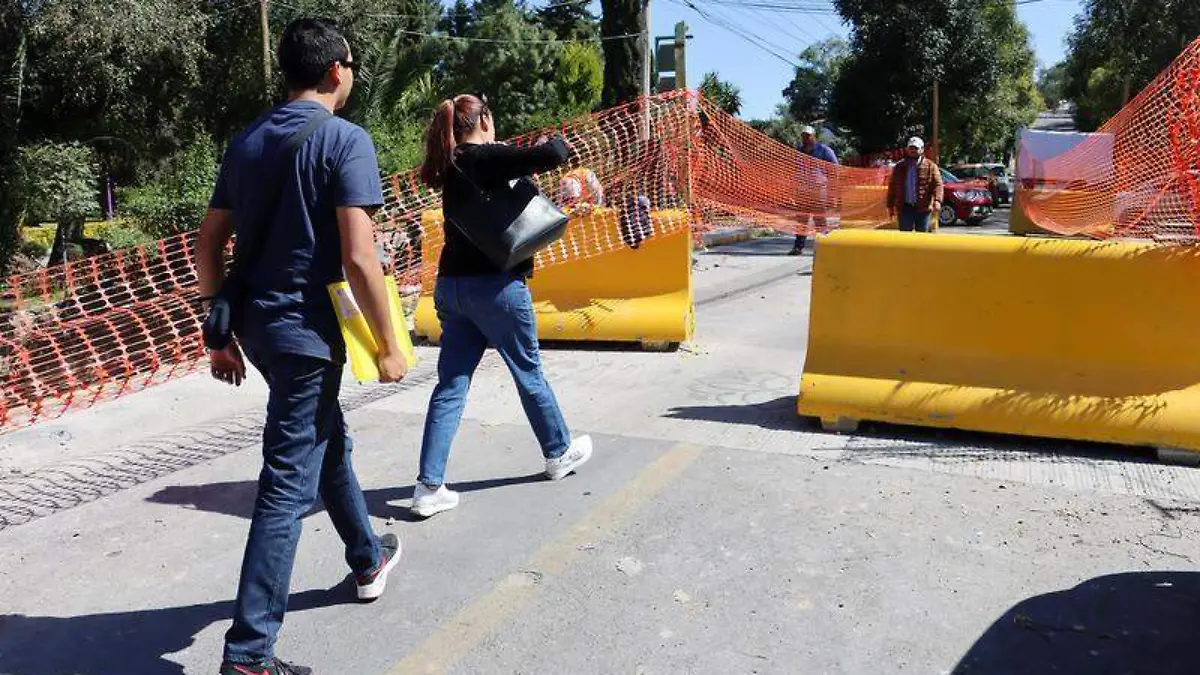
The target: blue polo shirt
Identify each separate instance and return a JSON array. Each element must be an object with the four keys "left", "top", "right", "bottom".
[{"left": 210, "top": 99, "right": 384, "bottom": 363}]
